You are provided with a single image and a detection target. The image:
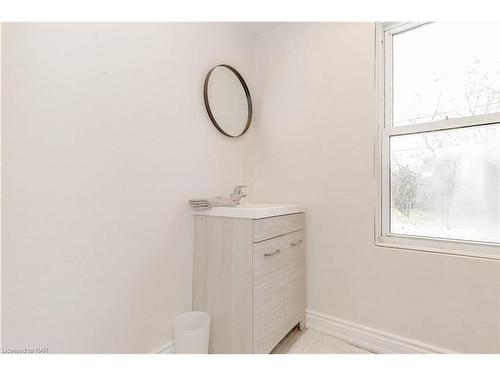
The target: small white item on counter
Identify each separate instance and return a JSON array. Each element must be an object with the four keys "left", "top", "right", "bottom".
[{"left": 189, "top": 196, "right": 236, "bottom": 209}]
